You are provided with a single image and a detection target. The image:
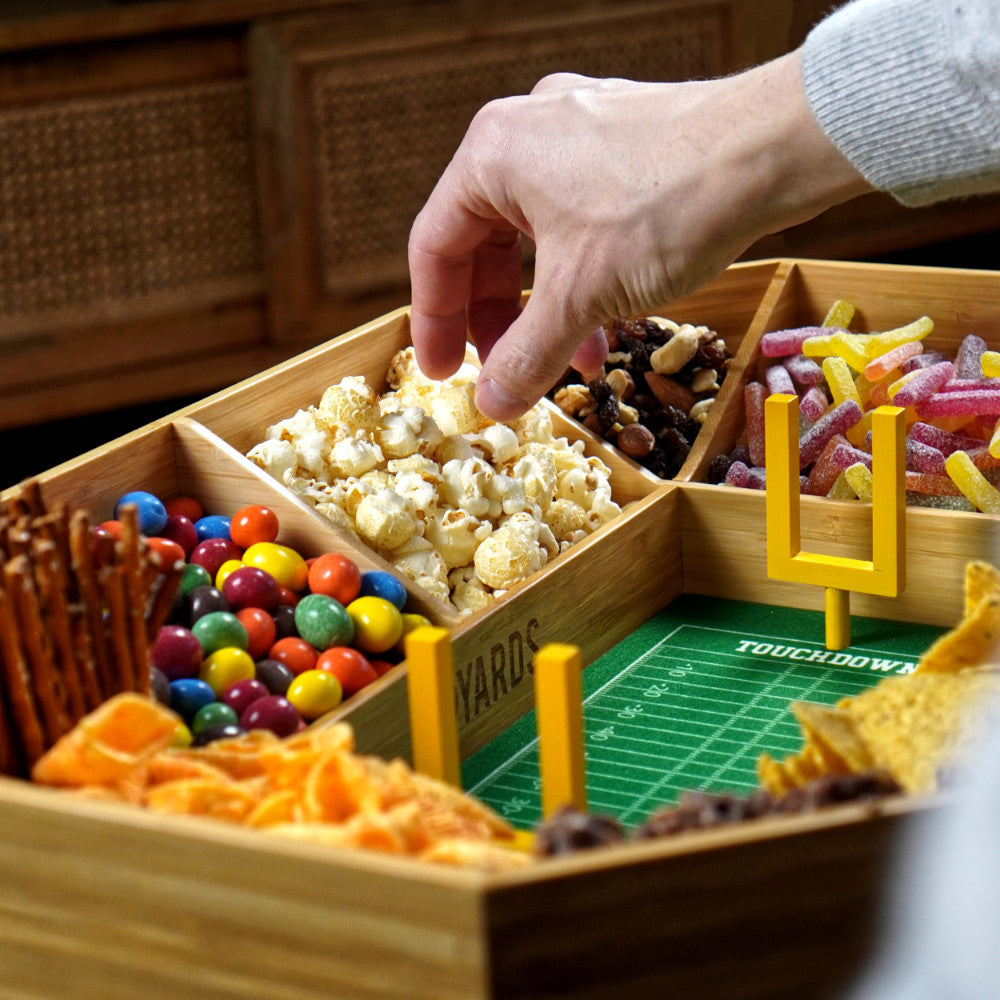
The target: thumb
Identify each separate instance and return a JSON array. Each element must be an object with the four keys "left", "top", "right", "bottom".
[{"left": 474, "top": 282, "right": 597, "bottom": 422}]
